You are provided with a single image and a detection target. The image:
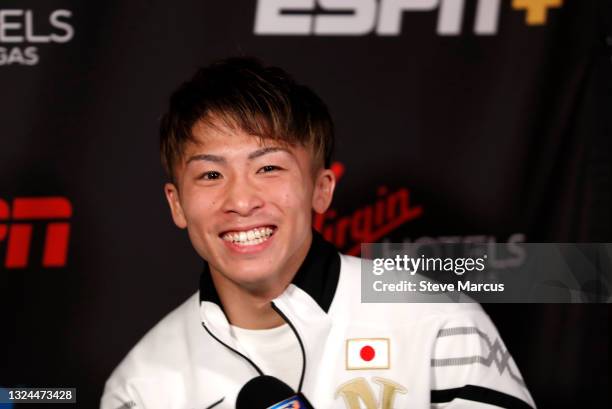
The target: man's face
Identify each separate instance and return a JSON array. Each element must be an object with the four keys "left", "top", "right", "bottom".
[{"left": 164, "top": 119, "right": 335, "bottom": 294}]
